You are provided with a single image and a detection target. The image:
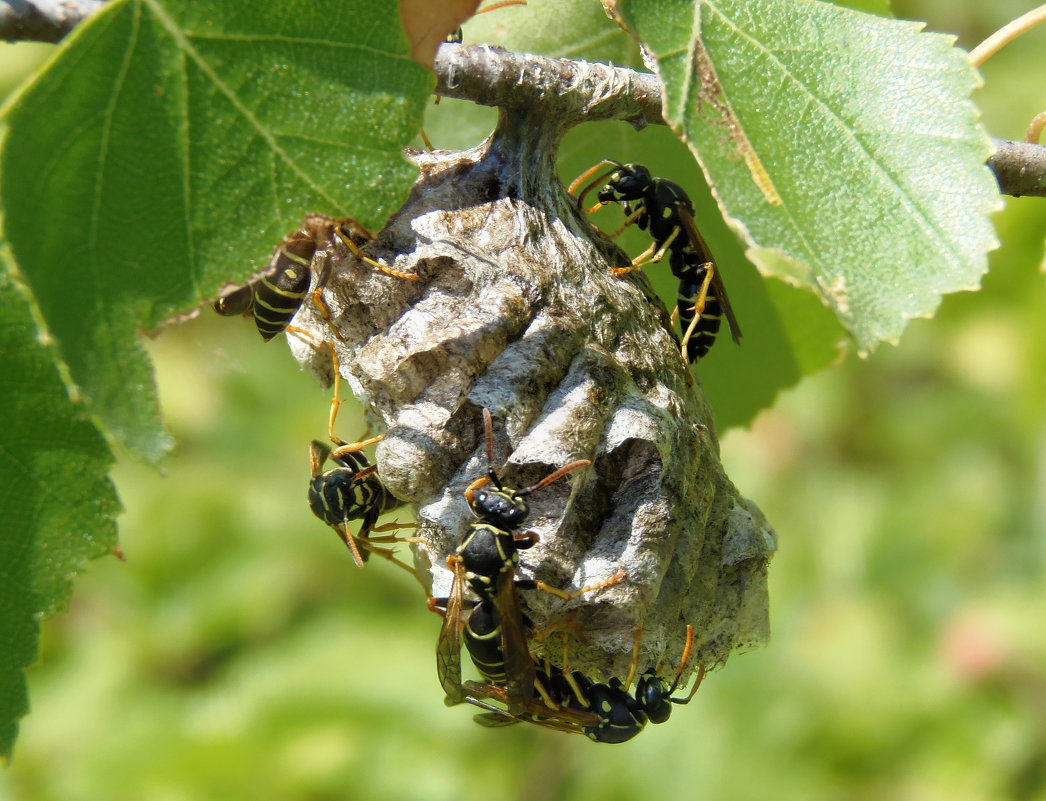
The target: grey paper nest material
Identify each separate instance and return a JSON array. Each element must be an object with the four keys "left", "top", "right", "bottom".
[{"left": 287, "top": 137, "right": 775, "bottom": 682}]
